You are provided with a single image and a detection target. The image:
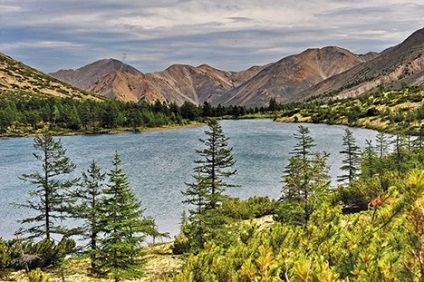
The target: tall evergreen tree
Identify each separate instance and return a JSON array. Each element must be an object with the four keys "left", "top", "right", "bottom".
[
  {"left": 338, "top": 128, "right": 361, "bottom": 183},
  {"left": 191, "top": 118, "right": 237, "bottom": 208},
  {"left": 376, "top": 131, "right": 389, "bottom": 158},
  {"left": 280, "top": 125, "right": 330, "bottom": 225},
  {"left": 69, "top": 161, "right": 106, "bottom": 273},
  {"left": 361, "top": 139, "right": 377, "bottom": 178},
  {"left": 96, "top": 152, "right": 148, "bottom": 281},
  {"left": 182, "top": 119, "right": 238, "bottom": 249},
  {"left": 18, "top": 134, "right": 77, "bottom": 240}
]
